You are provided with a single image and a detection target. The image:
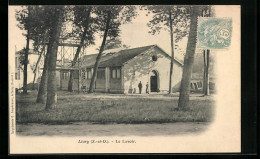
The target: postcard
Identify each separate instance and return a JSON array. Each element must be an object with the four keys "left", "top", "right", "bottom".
[{"left": 9, "top": 5, "right": 241, "bottom": 154}]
